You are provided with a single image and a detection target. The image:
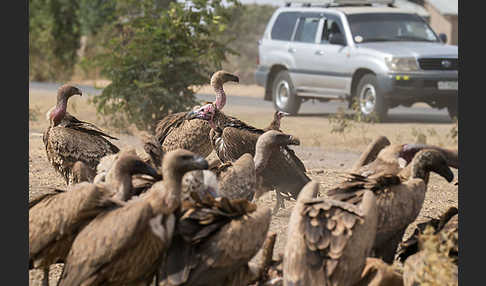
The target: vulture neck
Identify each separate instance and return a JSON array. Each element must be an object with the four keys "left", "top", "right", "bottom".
[
  {"left": 410, "top": 157, "right": 431, "bottom": 184},
  {"left": 110, "top": 172, "right": 134, "bottom": 201},
  {"left": 213, "top": 84, "right": 226, "bottom": 110},
  {"left": 254, "top": 145, "right": 272, "bottom": 176},
  {"left": 267, "top": 118, "right": 280, "bottom": 131},
  {"left": 51, "top": 96, "right": 68, "bottom": 126},
  {"left": 157, "top": 166, "right": 184, "bottom": 214}
]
